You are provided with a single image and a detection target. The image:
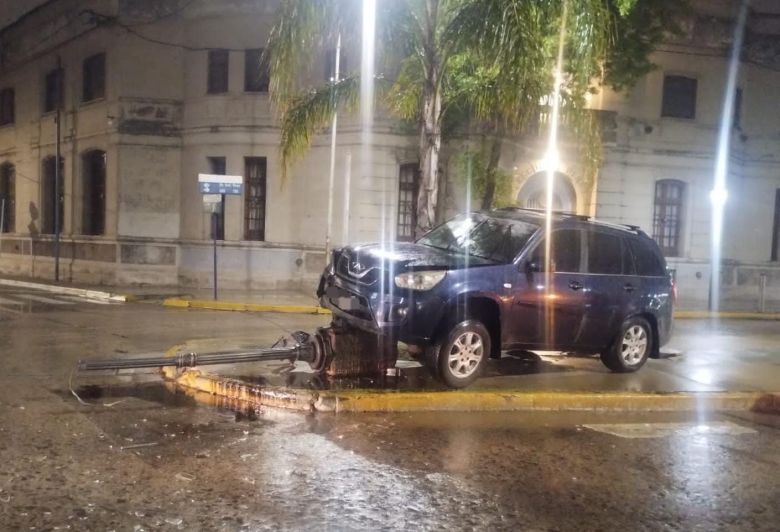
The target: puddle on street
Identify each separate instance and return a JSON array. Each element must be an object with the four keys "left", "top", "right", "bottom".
[
  {"left": 65, "top": 349, "right": 581, "bottom": 420},
  {"left": 71, "top": 381, "right": 199, "bottom": 408}
]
